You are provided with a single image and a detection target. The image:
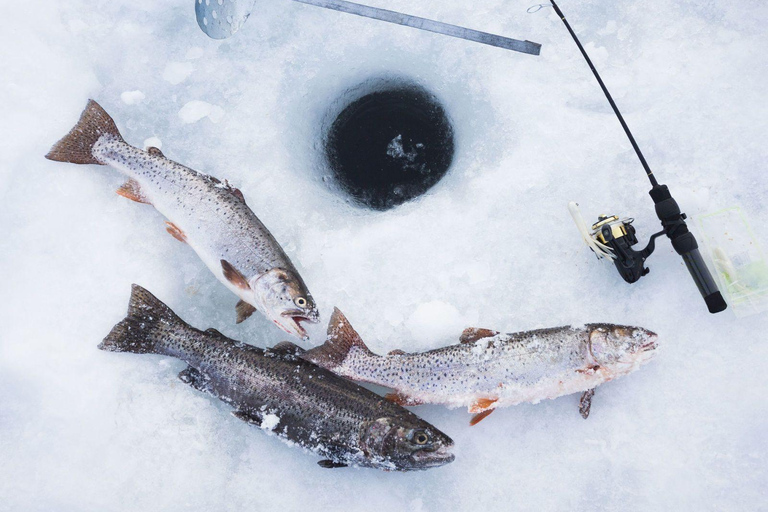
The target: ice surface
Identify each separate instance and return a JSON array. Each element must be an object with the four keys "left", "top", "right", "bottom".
[{"left": 1, "top": 0, "right": 767, "bottom": 510}]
